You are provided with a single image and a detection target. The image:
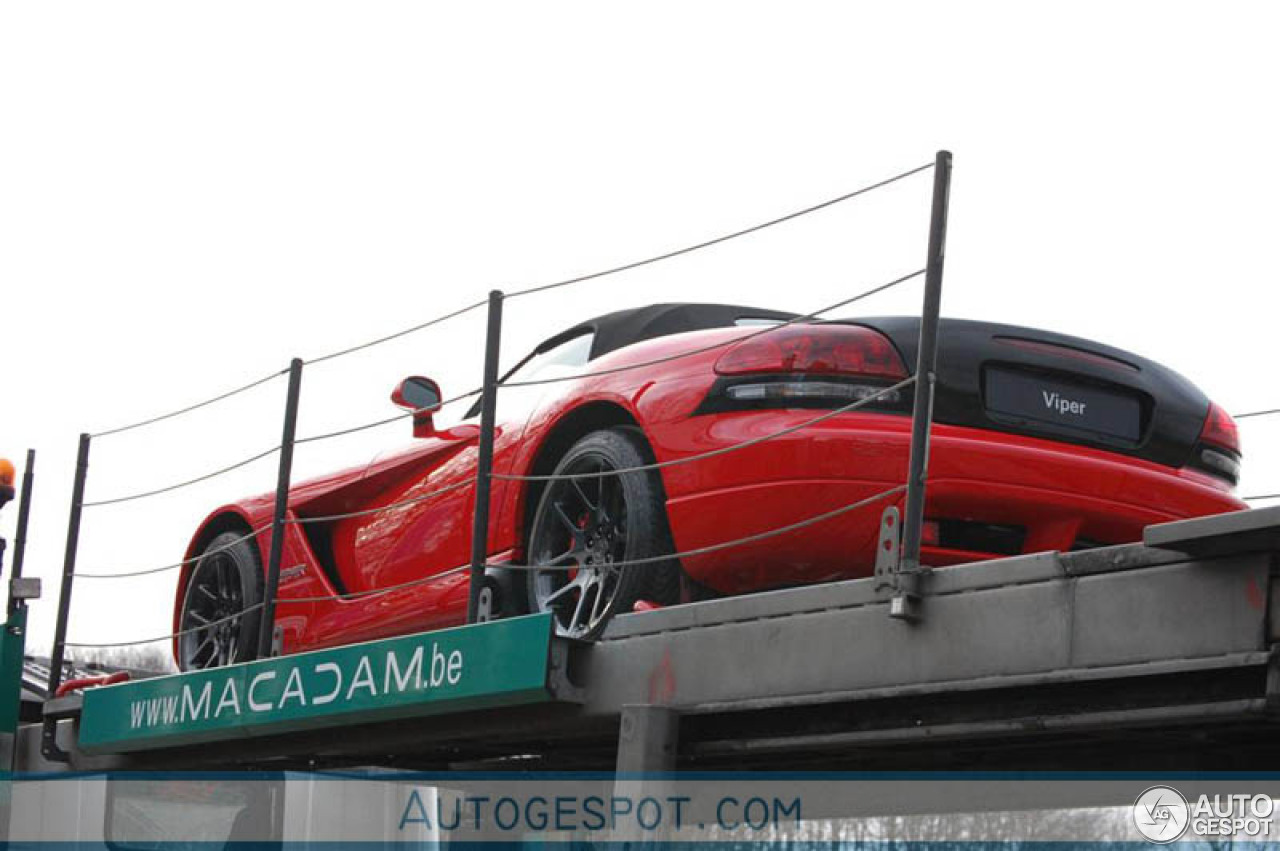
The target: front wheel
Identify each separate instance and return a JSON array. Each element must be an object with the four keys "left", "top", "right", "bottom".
[
  {"left": 177, "top": 531, "right": 263, "bottom": 670},
  {"left": 526, "top": 429, "right": 678, "bottom": 640}
]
